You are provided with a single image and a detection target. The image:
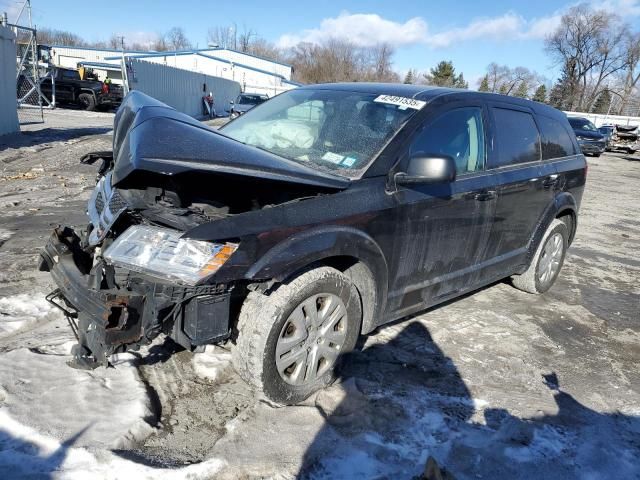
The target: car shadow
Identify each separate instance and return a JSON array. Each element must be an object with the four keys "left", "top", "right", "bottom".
[
  {"left": 0, "top": 425, "right": 88, "bottom": 478},
  {"left": 0, "top": 127, "right": 112, "bottom": 152},
  {"left": 298, "top": 321, "right": 640, "bottom": 479}
]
